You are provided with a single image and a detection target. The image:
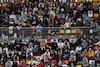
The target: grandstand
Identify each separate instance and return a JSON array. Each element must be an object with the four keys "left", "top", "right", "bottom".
[{"left": 0, "top": 0, "right": 100, "bottom": 67}]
